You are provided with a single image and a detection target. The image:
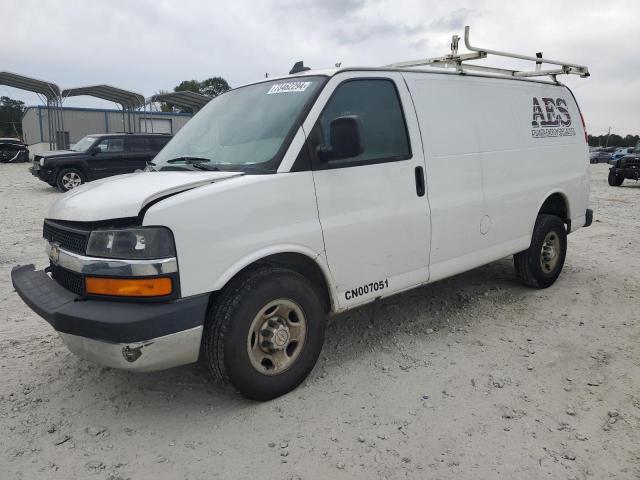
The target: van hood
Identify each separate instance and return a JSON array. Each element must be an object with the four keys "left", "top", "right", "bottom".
[{"left": 47, "top": 171, "right": 244, "bottom": 221}]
